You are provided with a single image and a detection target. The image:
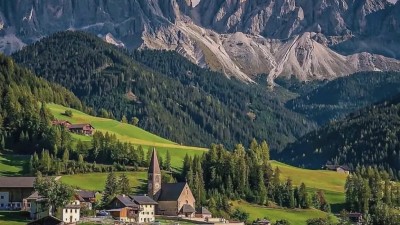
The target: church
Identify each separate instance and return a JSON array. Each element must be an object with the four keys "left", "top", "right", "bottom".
[{"left": 148, "top": 149, "right": 196, "bottom": 217}]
